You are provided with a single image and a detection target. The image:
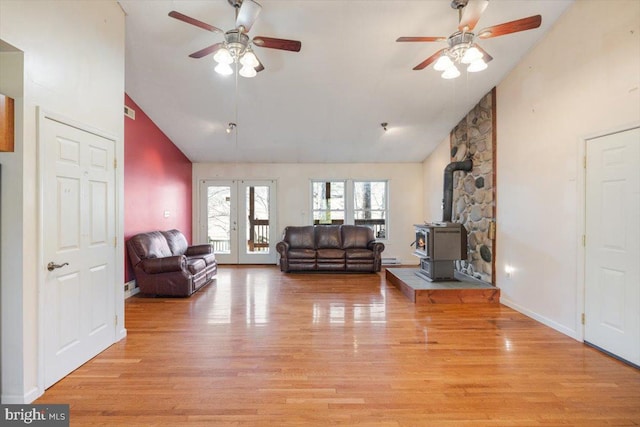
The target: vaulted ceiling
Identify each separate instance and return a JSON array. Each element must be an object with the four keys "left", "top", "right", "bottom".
[{"left": 120, "top": 0, "right": 573, "bottom": 163}]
